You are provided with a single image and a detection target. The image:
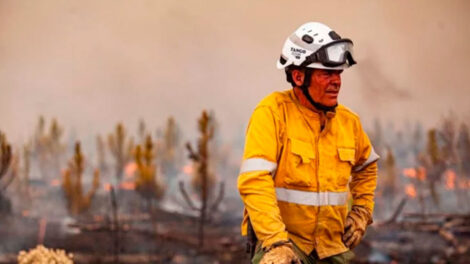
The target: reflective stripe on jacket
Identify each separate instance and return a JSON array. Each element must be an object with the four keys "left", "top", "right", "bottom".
[{"left": 237, "top": 89, "right": 378, "bottom": 259}]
